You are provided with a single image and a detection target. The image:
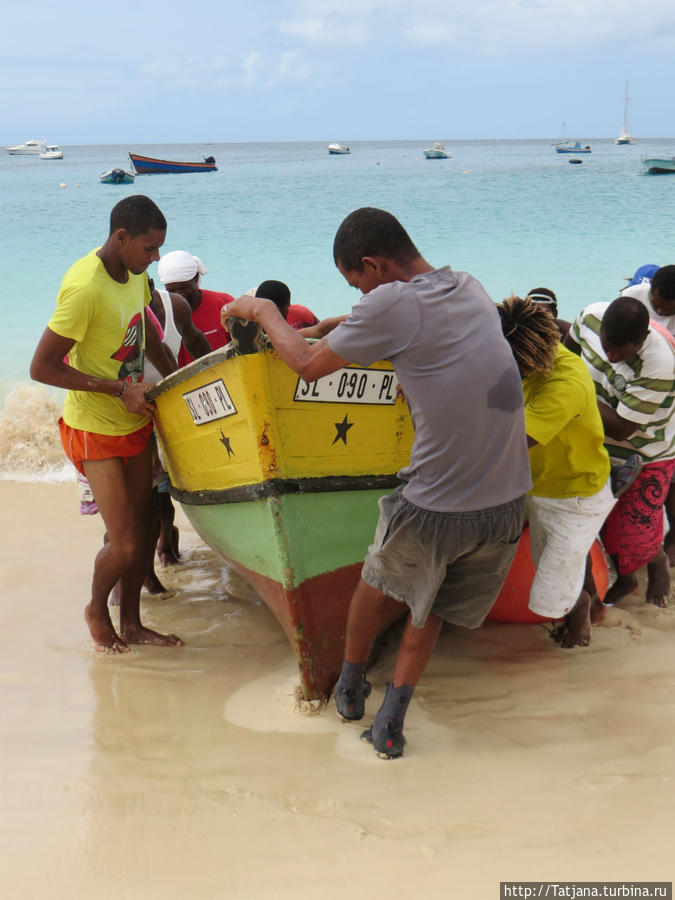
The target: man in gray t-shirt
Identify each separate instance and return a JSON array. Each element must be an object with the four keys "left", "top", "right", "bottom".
[{"left": 225, "top": 207, "right": 530, "bottom": 759}]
